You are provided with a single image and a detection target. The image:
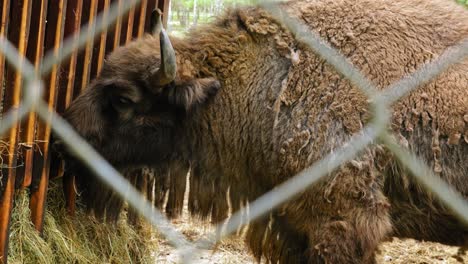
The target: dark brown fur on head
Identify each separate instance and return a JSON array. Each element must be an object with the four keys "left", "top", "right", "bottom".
[
  {"left": 61, "top": 38, "right": 220, "bottom": 167},
  {"left": 56, "top": 26, "right": 219, "bottom": 220}
]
